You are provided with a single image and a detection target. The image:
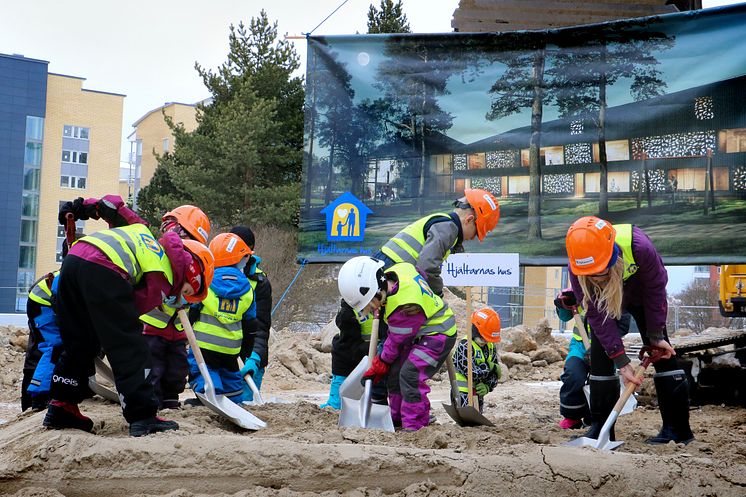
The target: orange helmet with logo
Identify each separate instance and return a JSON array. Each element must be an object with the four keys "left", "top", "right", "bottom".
[
  {"left": 181, "top": 239, "right": 215, "bottom": 303},
  {"left": 209, "top": 233, "right": 252, "bottom": 268},
  {"left": 565, "top": 216, "right": 617, "bottom": 275},
  {"left": 162, "top": 205, "right": 210, "bottom": 245},
  {"left": 472, "top": 307, "right": 501, "bottom": 343},
  {"left": 464, "top": 188, "right": 500, "bottom": 242}
]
